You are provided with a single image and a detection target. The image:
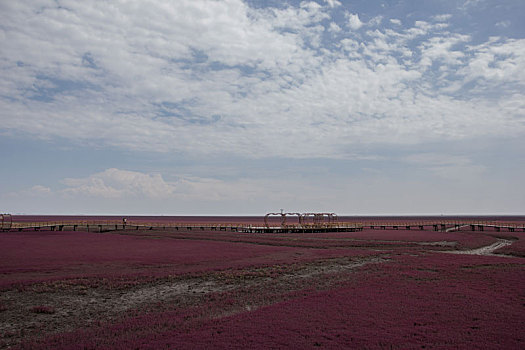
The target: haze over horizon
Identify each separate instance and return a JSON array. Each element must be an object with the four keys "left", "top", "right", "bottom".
[{"left": 1, "top": 0, "right": 524, "bottom": 215}]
